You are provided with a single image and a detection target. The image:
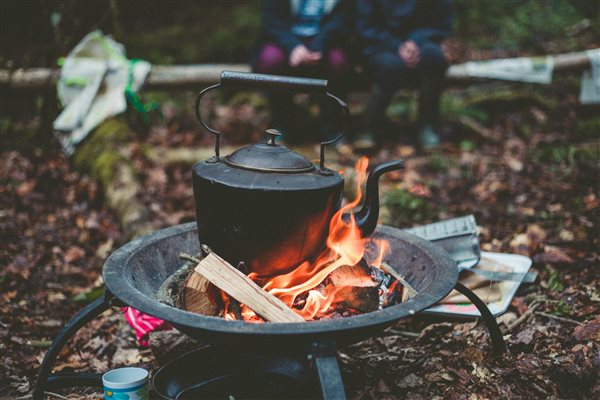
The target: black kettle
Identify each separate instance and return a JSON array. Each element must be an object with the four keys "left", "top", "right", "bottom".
[{"left": 193, "top": 71, "right": 403, "bottom": 277}]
